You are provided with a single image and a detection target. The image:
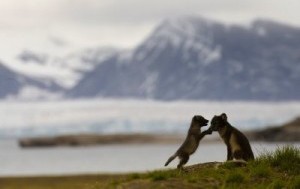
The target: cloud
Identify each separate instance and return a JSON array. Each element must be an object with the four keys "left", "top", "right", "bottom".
[
  {"left": 2, "top": 0, "right": 300, "bottom": 26},
  {"left": 0, "top": 0, "right": 299, "bottom": 57},
  {"left": 49, "top": 0, "right": 300, "bottom": 25}
]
